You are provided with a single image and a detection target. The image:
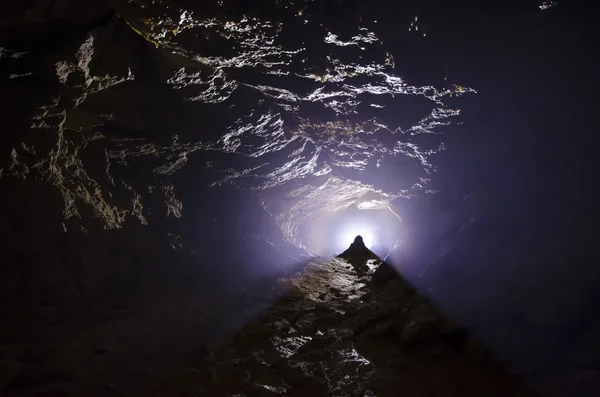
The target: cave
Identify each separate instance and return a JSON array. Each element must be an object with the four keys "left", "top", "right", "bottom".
[{"left": 0, "top": 0, "right": 598, "bottom": 396}]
